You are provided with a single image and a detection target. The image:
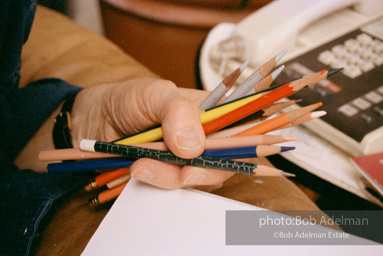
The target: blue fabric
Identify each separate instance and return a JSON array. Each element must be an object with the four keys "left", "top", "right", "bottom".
[{"left": 0, "top": 1, "right": 94, "bottom": 255}]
